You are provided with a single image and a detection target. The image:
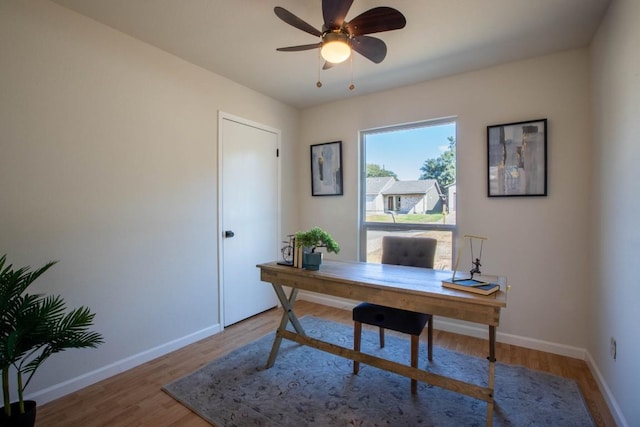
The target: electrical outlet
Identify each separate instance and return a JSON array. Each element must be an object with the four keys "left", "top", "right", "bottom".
[{"left": 610, "top": 337, "right": 617, "bottom": 360}]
